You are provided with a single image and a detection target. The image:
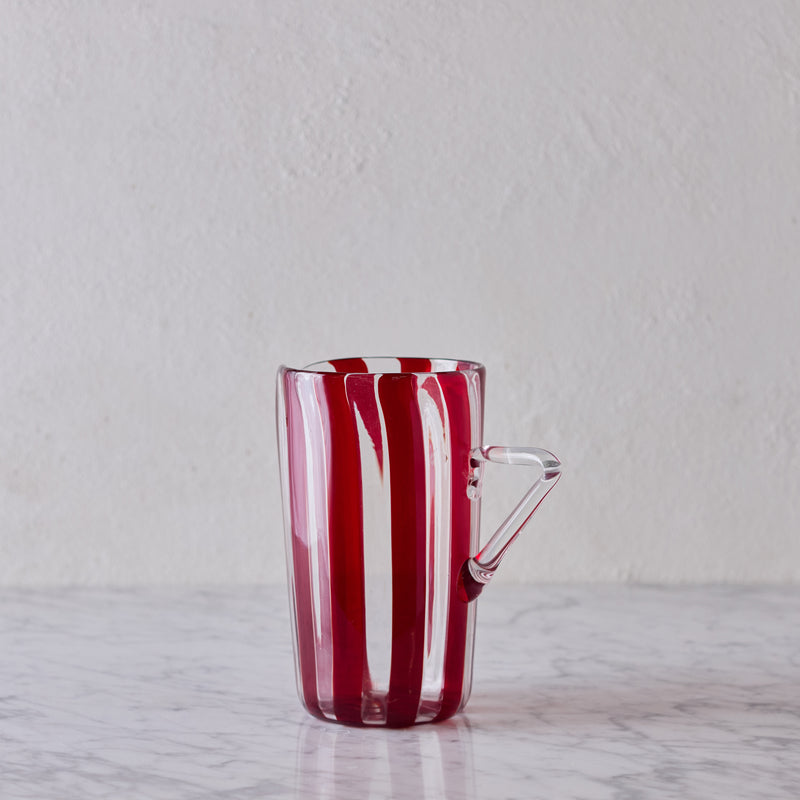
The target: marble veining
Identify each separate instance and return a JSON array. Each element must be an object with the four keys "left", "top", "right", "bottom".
[{"left": 1, "top": 585, "right": 799, "bottom": 799}]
